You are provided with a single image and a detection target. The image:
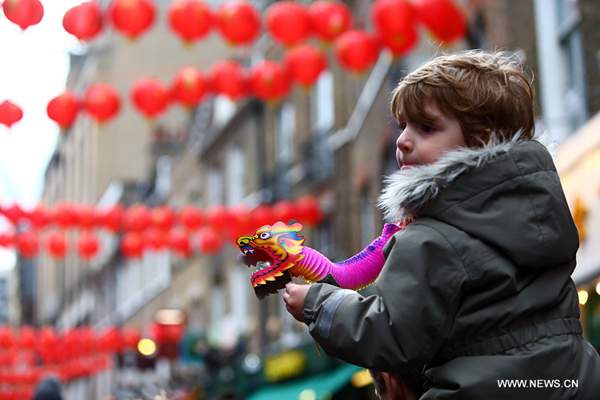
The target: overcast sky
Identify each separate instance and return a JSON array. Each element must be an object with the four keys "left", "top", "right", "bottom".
[{"left": 0, "top": 0, "right": 82, "bottom": 271}]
